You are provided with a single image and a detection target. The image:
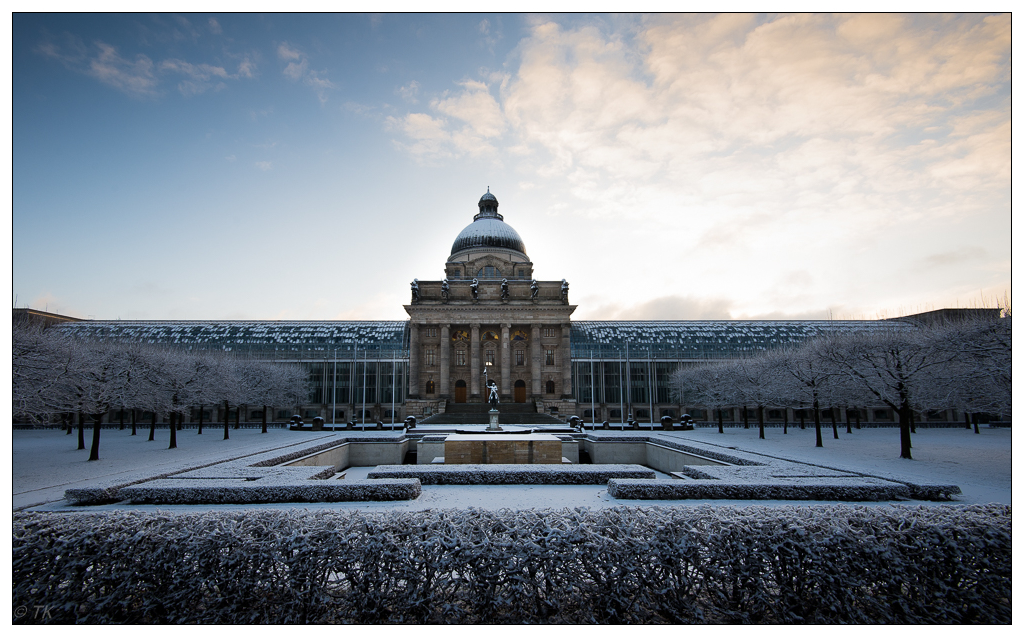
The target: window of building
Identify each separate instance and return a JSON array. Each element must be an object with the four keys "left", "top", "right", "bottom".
[
  {"left": 518, "top": 269, "right": 526, "bottom": 279},
  {"left": 455, "top": 350, "right": 466, "bottom": 366},
  {"left": 425, "top": 327, "right": 438, "bottom": 338},
  {"left": 450, "top": 270, "right": 461, "bottom": 279},
  {"left": 926, "top": 410, "right": 947, "bottom": 421},
  {"left": 767, "top": 409, "right": 785, "bottom": 420},
  {"left": 874, "top": 408, "right": 894, "bottom": 421},
  {"left": 689, "top": 409, "right": 707, "bottom": 420},
  {"left": 334, "top": 410, "right": 345, "bottom": 420},
  {"left": 545, "top": 349, "right": 555, "bottom": 365},
  {"left": 425, "top": 380, "right": 435, "bottom": 394},
  {"left": 477, "top": 266, "right": 500, "bottom": 278},
  {"left": 542, "top": 327, "right": 557, "bottom": 338},
  {"left": 485, "top": 349, "right": 495, "bottom": 365},
  {"left": 583, "top": 409, "right": 593, "bottom": 417},
  {"left": 424, "top": 347, "right": 436, "bottom": 366},
  {"left": 661, "top": 409, "right": 676, "bottom": 418},
  {"left": 277, "top": 410, "right": 290, "bottom": 419},
  {"left": 545, "top": 380, "right": 555, "bottom": 394},
  {"left": 610, "top": 409, "right": 622, "bottom": 419},
  {"left": 515, "top": 349, "right": 525, "bottom": 366},
  {"left": 636, "top": 409, "right": 649, "bottom": 418}
]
